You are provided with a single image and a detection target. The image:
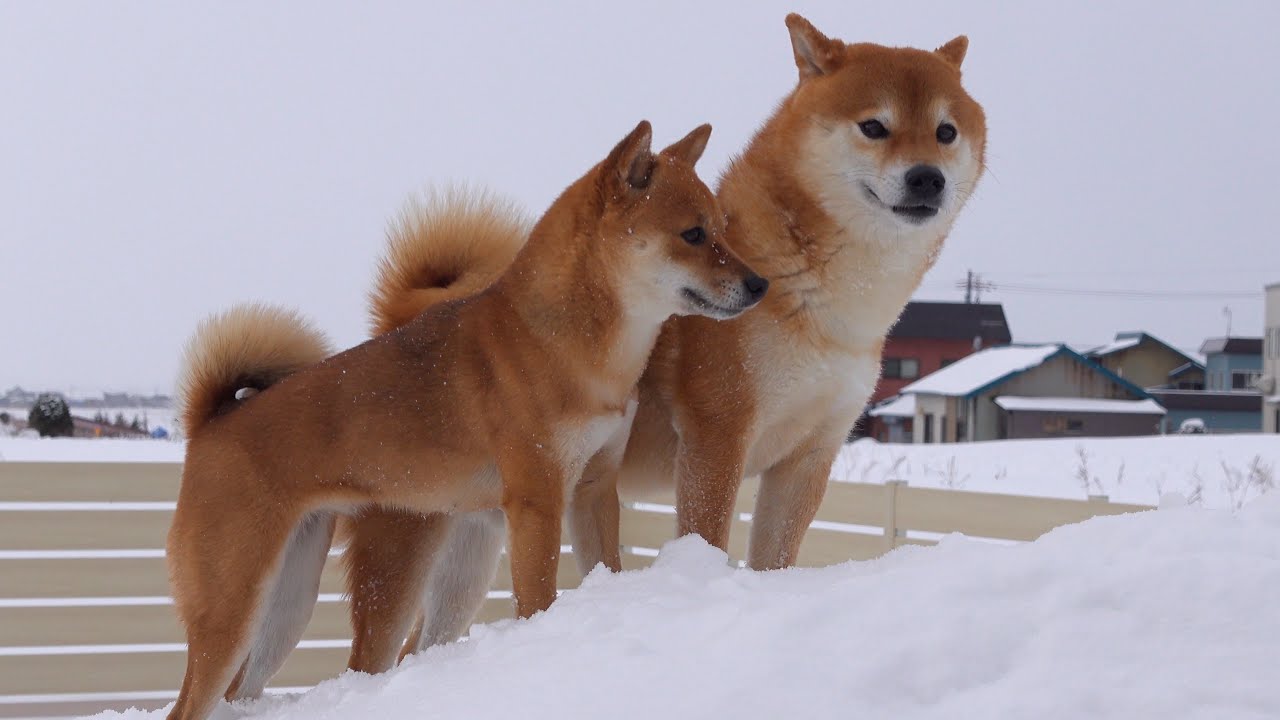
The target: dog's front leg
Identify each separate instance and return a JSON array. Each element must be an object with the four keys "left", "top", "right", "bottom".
[
  {"left": 673, "top": 419, "right": 750, "bottom": 553},
  {"left": 498, "top": 447, "right": 567, "bottom": 618}
]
